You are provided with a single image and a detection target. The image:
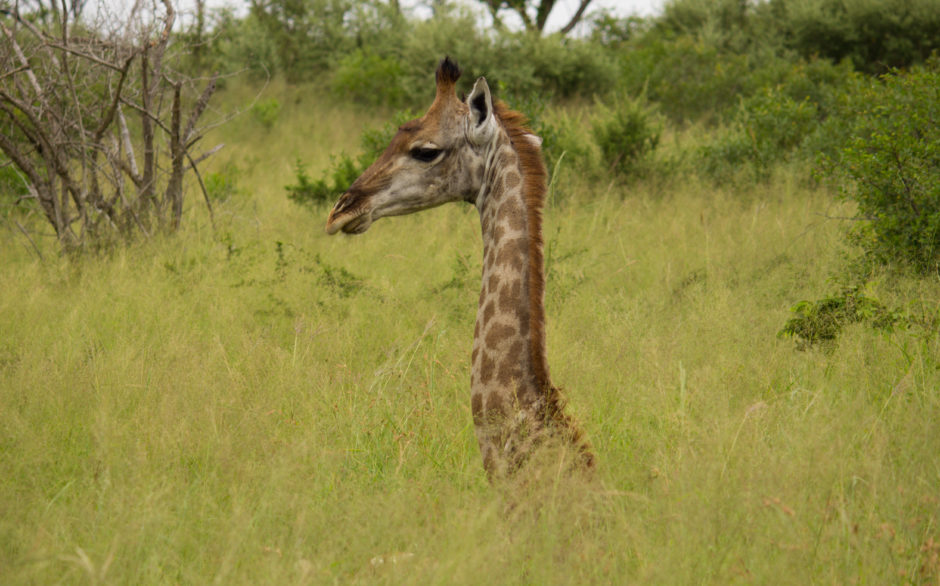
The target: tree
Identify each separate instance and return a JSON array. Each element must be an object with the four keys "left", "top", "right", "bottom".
[
  {"left": 0, "top": 0, "right": 221, "bottom": 252},
  {"left": 481, "top": 0, "right": 593, "bottom": 35}
]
